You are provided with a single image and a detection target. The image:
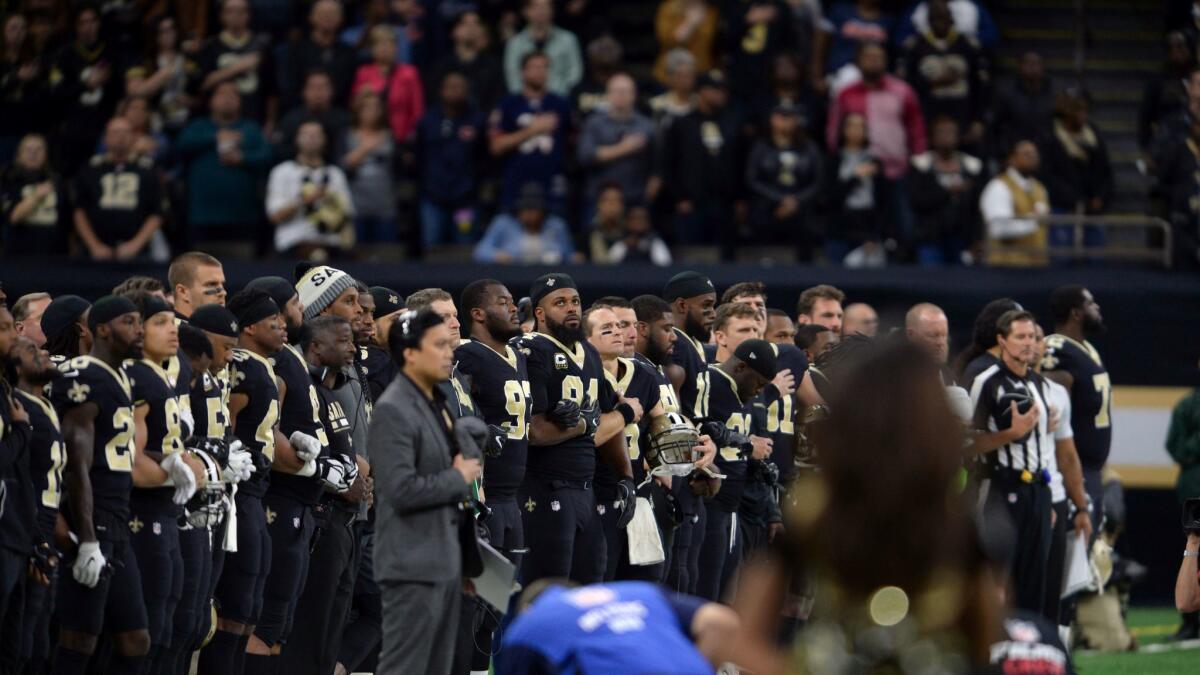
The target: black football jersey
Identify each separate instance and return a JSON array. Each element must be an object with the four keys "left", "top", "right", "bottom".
[
  {"left": 13, "top": 389, "right": 65, "bottom": 538},
  {"left": 357, "top": 343, "right": 398, "bottom": 402},
  {"left": 48, "top": 355, "right": 137, "bottom": 525},
  {"left": 519, "top": 333, "right": 617, "bottom": 482},
  {"left": 0, "top": 385, "right": 35, "bottom": 554},
  {"left": 763, "top": 343, "right": 808, "bottom": 482},
  {"left": 126, "top": 359, "right": 188, "bottom": 515},
  {"left": 73, "top": 155, "right": 163, "bottom": 245},
  {"left": 694, "top": 365, "right": 757, "bottom": 513},
  {"left": 189, "top": 369, "right": 229, "bottom": 440},
  {"left": 670, "top": 328, "right": 710, "bottom": 421},
  {"left": 228, "top": 348, "right": 280, "bottom": 497},
  {"left": 268, "top": 345, "right": 330, "bottom": 503},
  {"left": 597, "top": 358, "right": 663, "bottom": 486},
  {"left": 1041, "top": 335, "right": 1112, "bottom": 470},
  {"left": 455, "top": 339, "right": 531, "bottom": 498}
]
